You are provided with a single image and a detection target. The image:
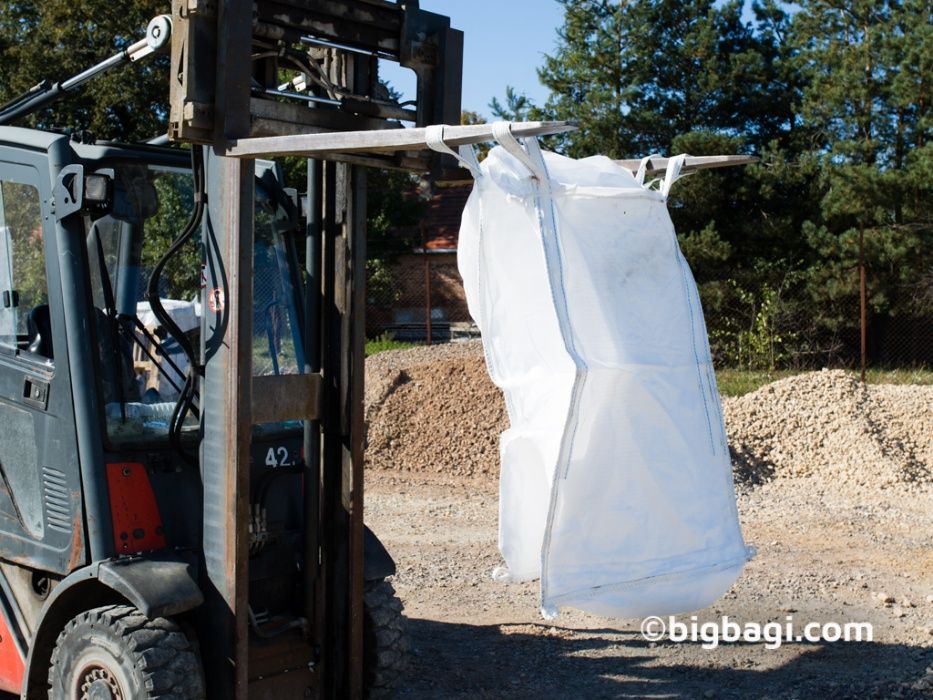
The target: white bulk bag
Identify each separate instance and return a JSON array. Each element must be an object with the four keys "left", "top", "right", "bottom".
[{"left": 427, "top": 123, "right": 753, "bottom": 619}]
